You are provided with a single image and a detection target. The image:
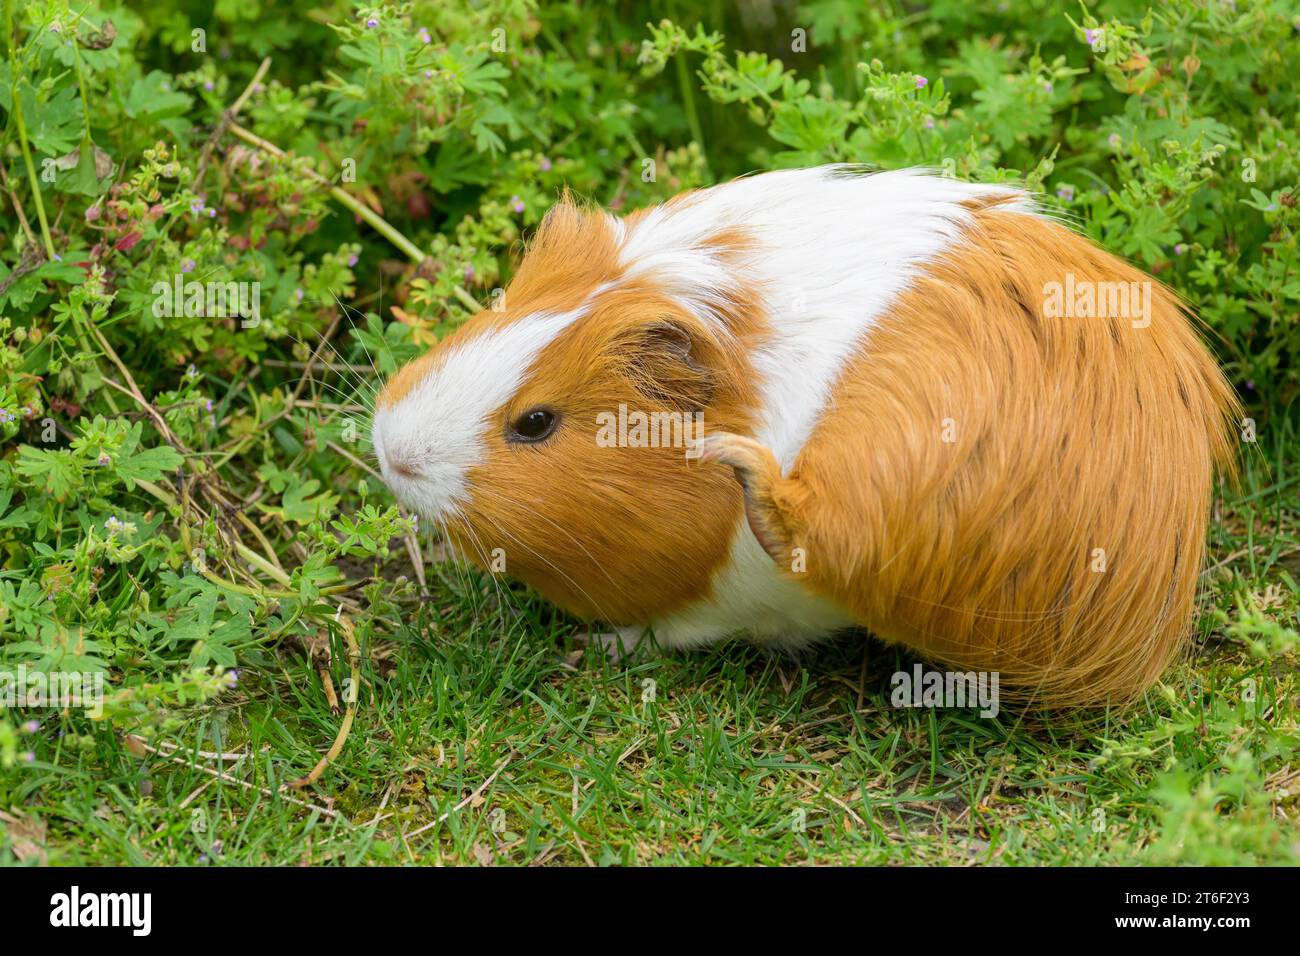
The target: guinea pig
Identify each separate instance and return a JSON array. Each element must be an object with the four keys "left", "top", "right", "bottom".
[{"left": 372, "top": 165, "right": 1239, "bottom": 708}]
